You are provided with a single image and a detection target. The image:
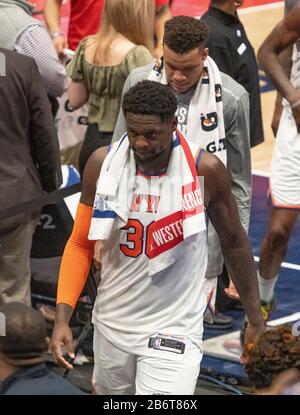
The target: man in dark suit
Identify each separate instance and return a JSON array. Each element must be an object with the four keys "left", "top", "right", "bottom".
[
  {"left": 0, "top": 48, "right": 62, "bottom": 306},
  {"left": 201, "top": 0, "right": 264, "bottom": 148}
]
